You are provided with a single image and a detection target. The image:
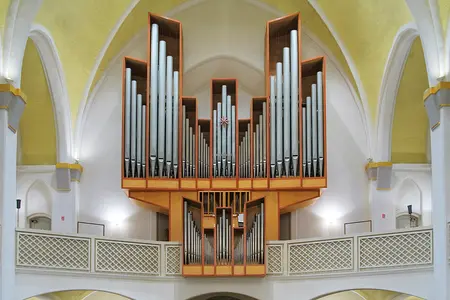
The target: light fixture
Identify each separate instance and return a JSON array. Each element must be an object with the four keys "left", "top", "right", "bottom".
[{"left": 16, "top": 199, "right": 21, "bottom": 228}]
